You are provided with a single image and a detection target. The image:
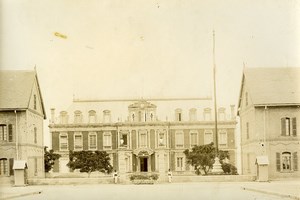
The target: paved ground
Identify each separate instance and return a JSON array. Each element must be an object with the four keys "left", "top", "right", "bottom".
[{"left": 1, "top": 181, "right": 299, "bottom": 200}]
